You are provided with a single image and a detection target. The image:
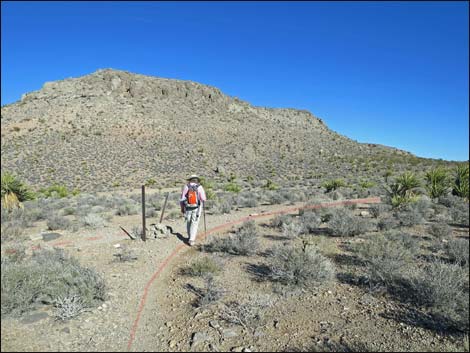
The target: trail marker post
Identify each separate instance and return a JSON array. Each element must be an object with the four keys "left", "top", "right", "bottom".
[{"left": 159, "top": 192, "right": 170, "bottom": 224}]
